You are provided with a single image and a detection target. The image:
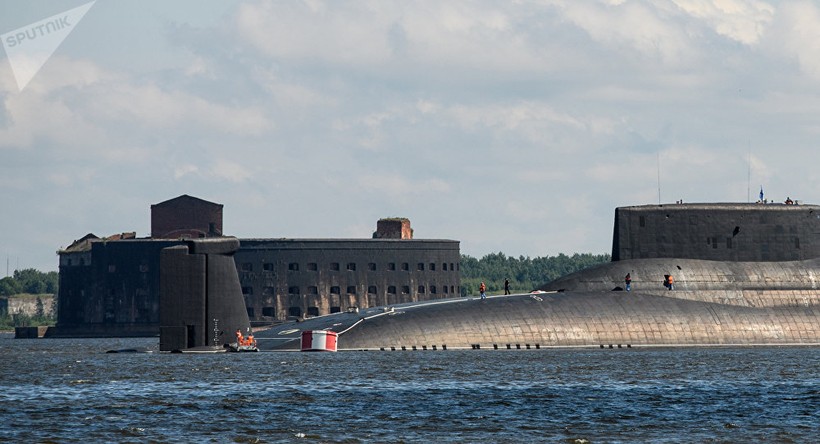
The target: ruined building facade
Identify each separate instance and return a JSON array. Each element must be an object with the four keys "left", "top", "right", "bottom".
[
  {"left": 235, "top": 238, "right": 460, "bottom": 321},
  {"left": 55, "top": 195, "right": 460, "bottom": 336}
]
